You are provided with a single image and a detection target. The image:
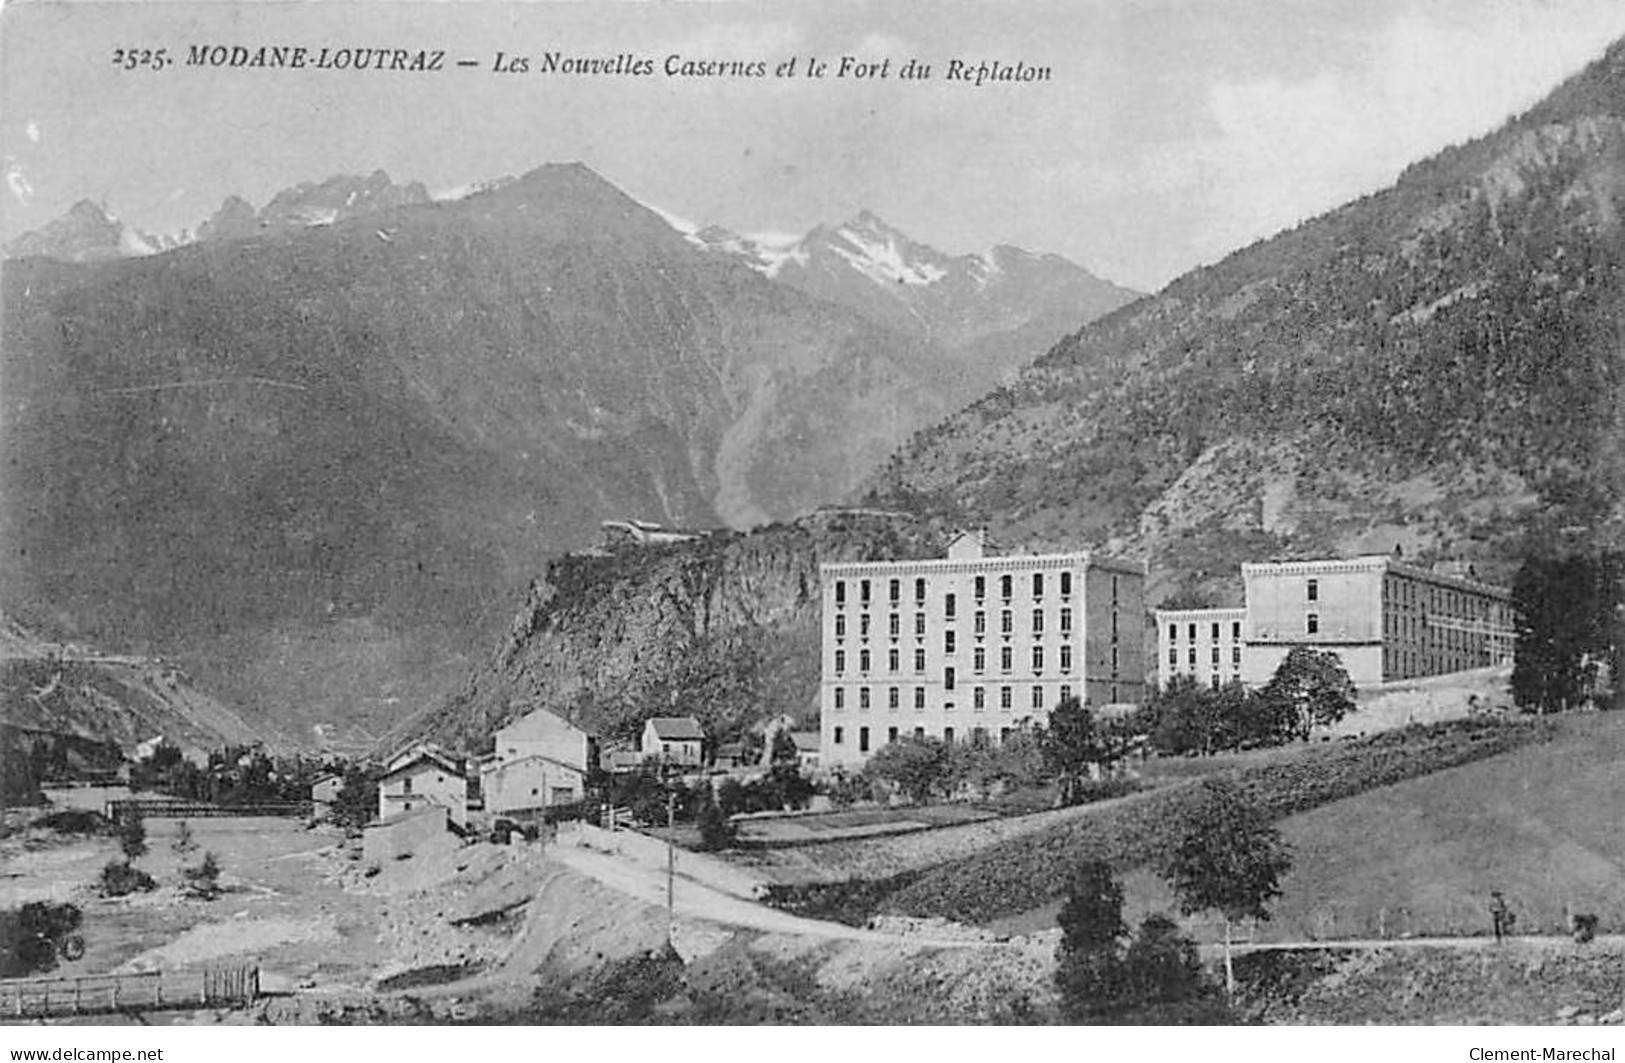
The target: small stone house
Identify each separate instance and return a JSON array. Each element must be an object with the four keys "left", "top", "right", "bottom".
[{"left": 641, "top": 716, "right": 704, "bottom": 766}]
